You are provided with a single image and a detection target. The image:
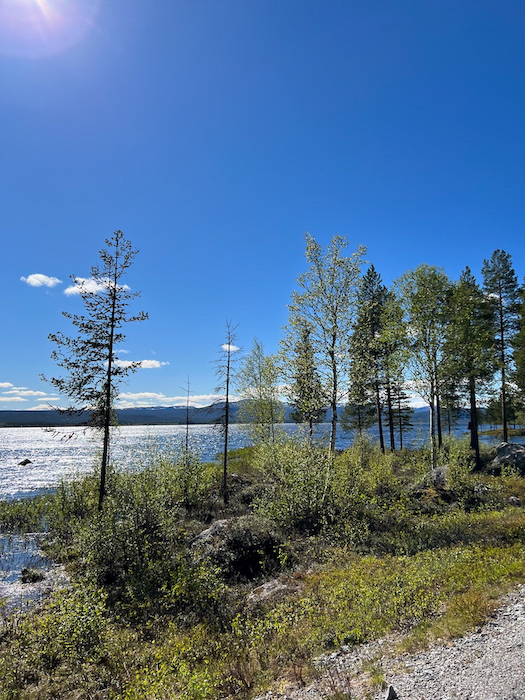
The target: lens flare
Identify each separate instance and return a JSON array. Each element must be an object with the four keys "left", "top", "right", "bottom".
[{"left": 0, "top": 0, "right": 101, "bottom": 58}]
